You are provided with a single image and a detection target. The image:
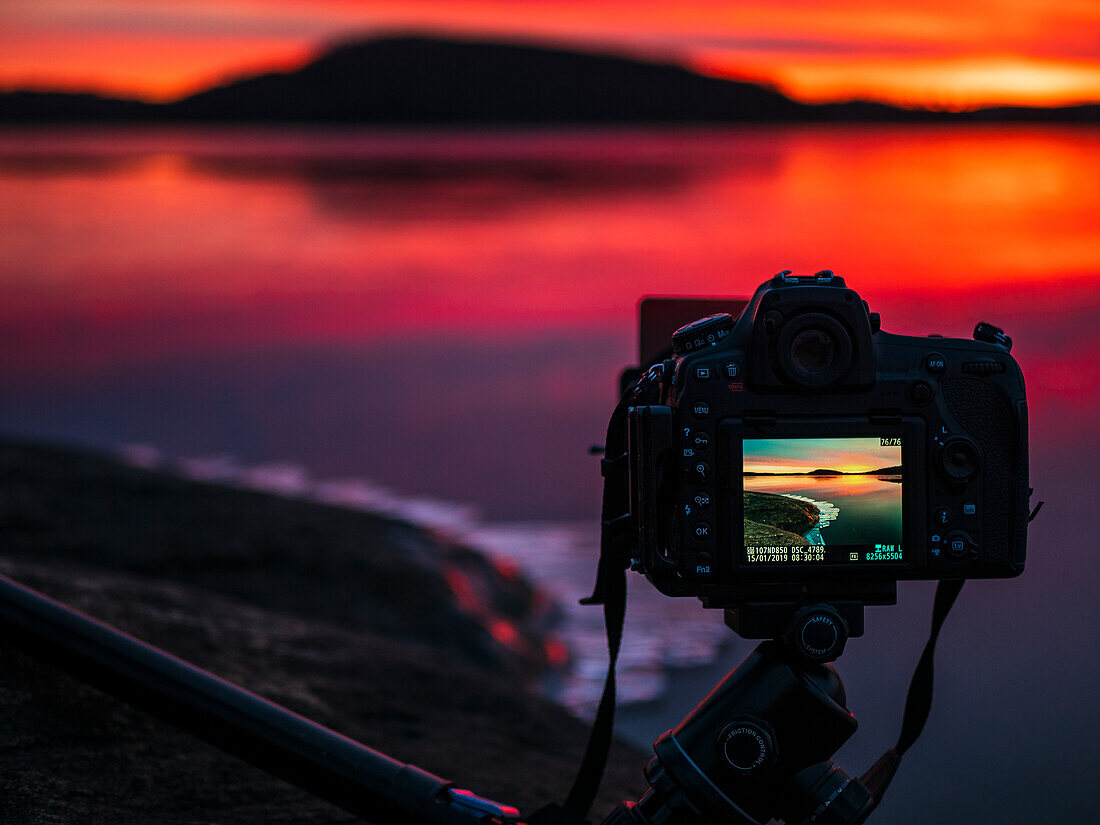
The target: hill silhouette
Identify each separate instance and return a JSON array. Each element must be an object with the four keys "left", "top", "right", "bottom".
[
  {"left": 2, "top": 34, "right": 1098, "bottom": 124},
  {"left": 744, "top": 465, "right": 904, "bottom": 476}
]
